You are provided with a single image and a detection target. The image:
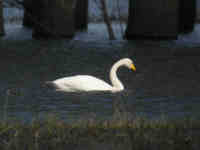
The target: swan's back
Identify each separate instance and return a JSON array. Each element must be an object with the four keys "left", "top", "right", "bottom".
[{"left": 52, "top": 75, "right": 113, "bottom": 92}]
